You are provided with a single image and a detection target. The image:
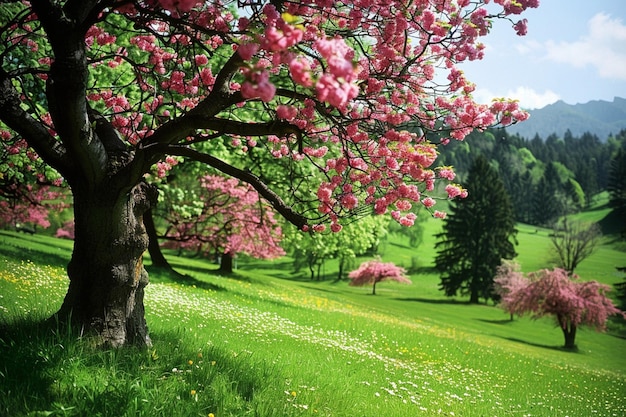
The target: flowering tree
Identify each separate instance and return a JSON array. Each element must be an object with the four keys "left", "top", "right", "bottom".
[
  {"left": 1, "top": 129, "right": 68, "bottom": 231},
  {"left": 497, "top": 267, "right": 624, "bottom": 349},
  {"left": 349, "top": 258, "right": 410, "bottom": 295},
  {"left": 493, "top": 260, "right": 529, "bottom": 320},
  {"left": 0, "top": 181, "right": 68, "bottom": 232},
  {"left": 157, "top": 174, "right": 285, "bottom": 273},
  {"left": 0, "top": 0, "right": 535, "bottom": 347}
]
